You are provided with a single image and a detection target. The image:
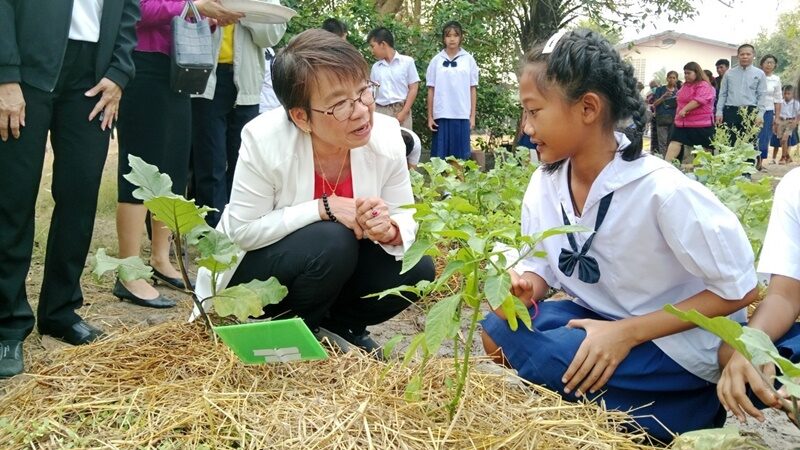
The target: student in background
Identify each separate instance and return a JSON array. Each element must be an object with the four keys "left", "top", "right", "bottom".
[
  {"left": 321, "top": 18, "right": 348, "bottom": 39},
  {"left": 367, "top": 27, "right": 420, "bottom": 130},
  {"left": 260, "top": 48, "right": 281, "bottom": 113},
  {"left": 771, "top": 84, "right": 799, "bottom": 164},
  {"left": 757, "top": 54, "right": 781, "bottom": 170},
  {"left": 652, "top": 71, "right": 679, "bottom": 157},
  {"left": 400, "top": 127, "right": 421, "bottom": 169},
  {"left": 425, "top": 21, "right": 478, "bottom": 160}
]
